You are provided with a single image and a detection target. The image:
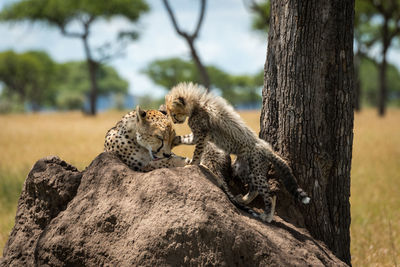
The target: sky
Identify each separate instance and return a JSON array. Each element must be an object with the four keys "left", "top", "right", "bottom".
[{"left": 0, "top": 0, "right": 268, "bottom": 98}]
